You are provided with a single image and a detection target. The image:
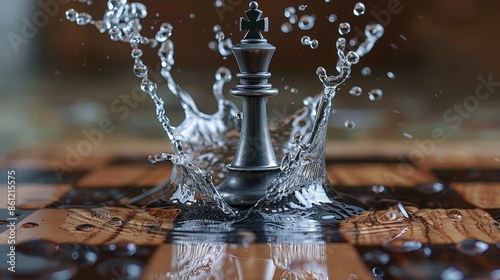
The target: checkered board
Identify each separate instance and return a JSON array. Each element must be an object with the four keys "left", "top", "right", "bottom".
[{"left": 0, "top": 141, "right": 499, "bottom": 279}]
